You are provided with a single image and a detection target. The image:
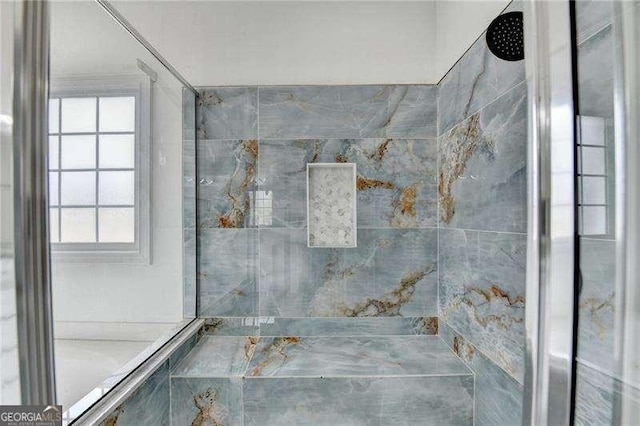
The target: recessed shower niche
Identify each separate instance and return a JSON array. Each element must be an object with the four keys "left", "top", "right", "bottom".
[{"left": 307, "top": 163, "right": 357, "bottom": 248}]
